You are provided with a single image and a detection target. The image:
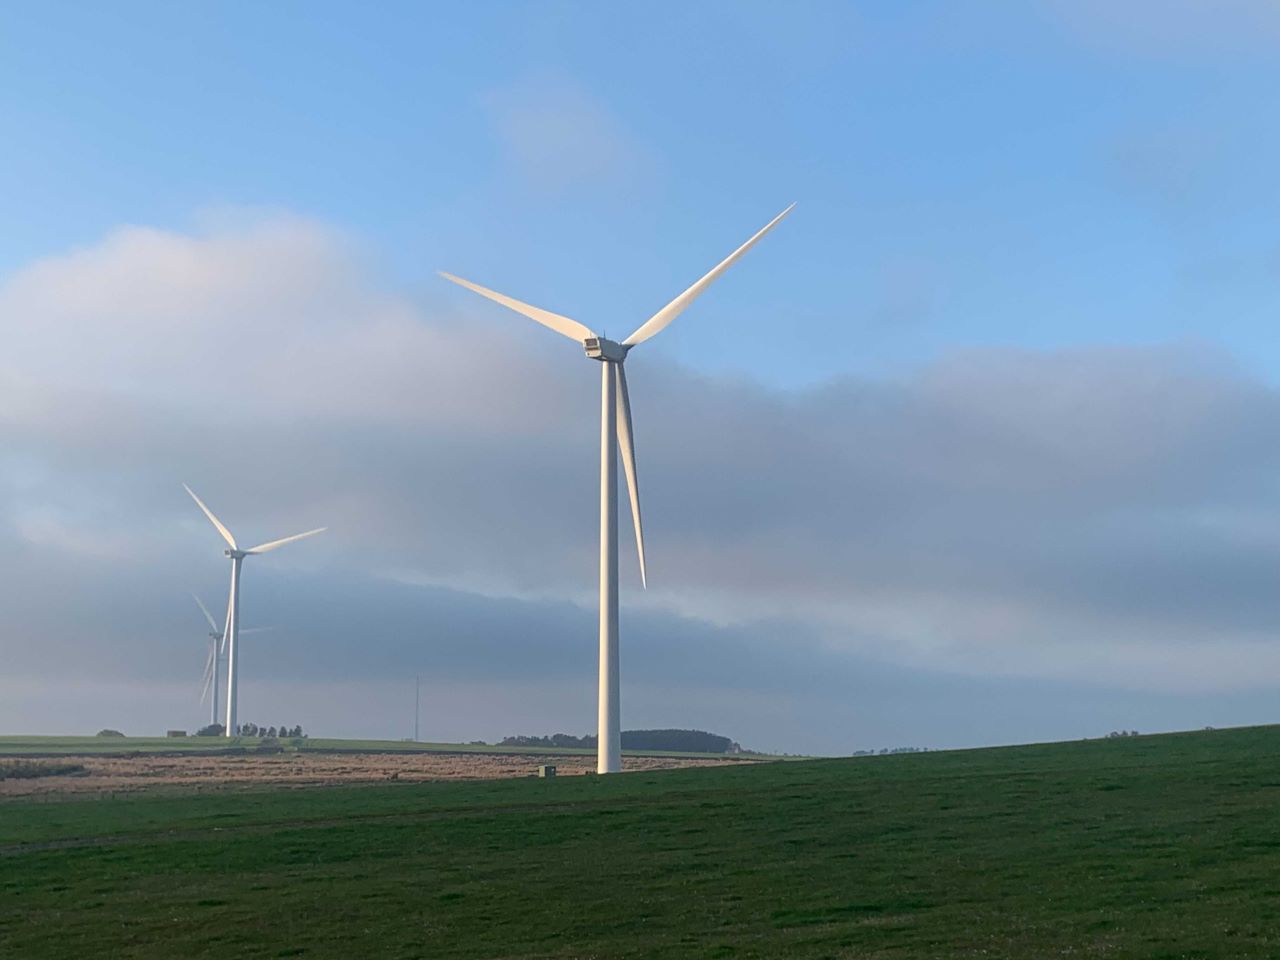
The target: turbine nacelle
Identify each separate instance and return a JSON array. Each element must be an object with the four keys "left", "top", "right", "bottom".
[
  {"left": 584, "top": 337, "right": 629, "bottom": 363},
  {"left": 184, "top": 483, "right": 327, "bottom": 560}
]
